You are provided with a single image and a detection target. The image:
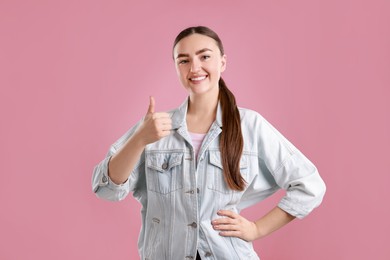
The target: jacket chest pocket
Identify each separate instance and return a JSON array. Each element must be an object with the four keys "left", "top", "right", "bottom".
[
  {"left": 146, "top": 152, "right": 184, "bottom": 194},
  {"left": 207, "top": 151, "right": 248, "bottom": 194}
]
